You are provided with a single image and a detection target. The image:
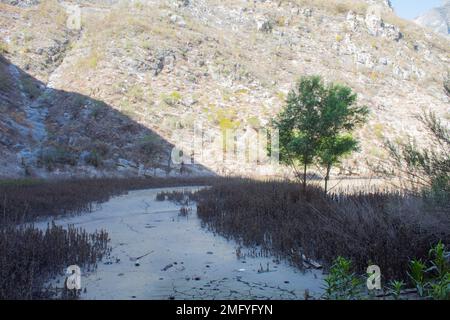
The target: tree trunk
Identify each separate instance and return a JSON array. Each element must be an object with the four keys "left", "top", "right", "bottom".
[
  {"left": 303, "top": 162, "right": 307, "bottom": 193},
  {"left": 324, "top": 163, "right": 331, "bottom": 195},
  {"left": 166, "top": 151, "right": 172, "bottom": 176}
]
